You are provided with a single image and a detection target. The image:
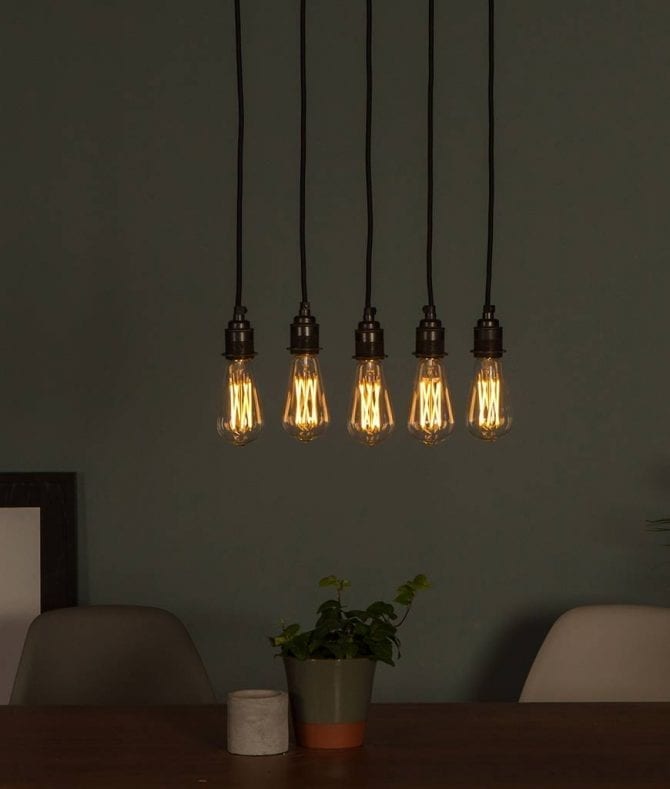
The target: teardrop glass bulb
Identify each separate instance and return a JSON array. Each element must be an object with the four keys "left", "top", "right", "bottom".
[
  {"left": 466, "top": 356, "right": 512, "bottom": 440},
  {"left": 217, "top": 359, "right": 263, "bottom": 446},
  {"left": 282, "top": 354, "right": 329, "bottom": 442},
  {"left": 407, "top": 357, "right": 455, "bottom": 446},
  {"left": 347, "top": 359, "right": 394, "bottom": 446}
]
